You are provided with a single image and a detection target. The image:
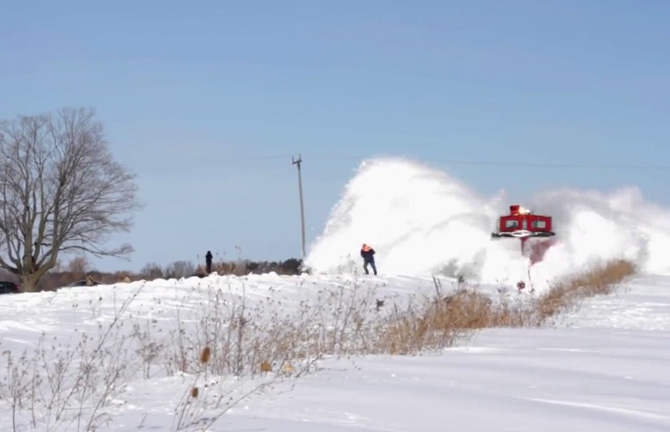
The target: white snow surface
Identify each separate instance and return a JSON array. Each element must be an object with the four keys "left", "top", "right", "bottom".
[
  {"left": 305, "top": 157, "right": 670, "bottom": 293},
  {"left": 0, "top": 271, "right": 669, "bottom": 431},
  {"left": 2, "top": 157, "right": 670, "bottom": 430}
]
